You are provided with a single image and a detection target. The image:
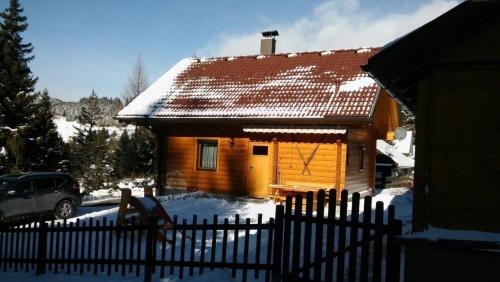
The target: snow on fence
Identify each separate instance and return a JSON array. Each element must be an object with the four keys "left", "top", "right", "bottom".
[{"left": 0, "top": 190, "right": 403, "bottom": 282}]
